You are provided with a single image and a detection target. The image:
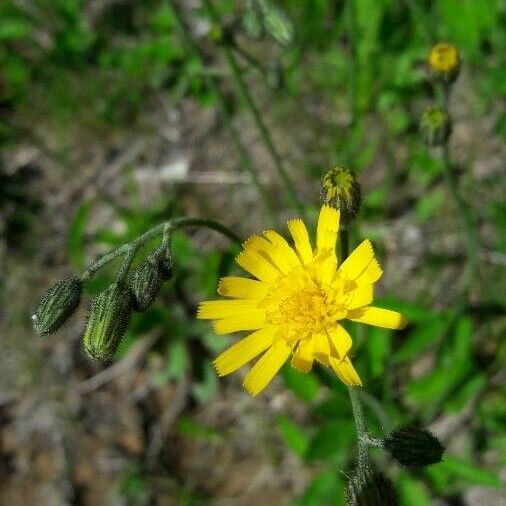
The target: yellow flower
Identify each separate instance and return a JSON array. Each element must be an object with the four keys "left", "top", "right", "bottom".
[
  {"left": 428, "top": 43, "right": 460, "bottom": 81},
  {"left": 198, "top": 206, "right": 407, "bottom": 396}
]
